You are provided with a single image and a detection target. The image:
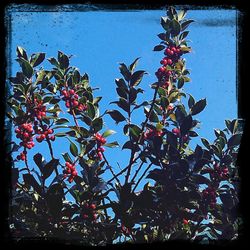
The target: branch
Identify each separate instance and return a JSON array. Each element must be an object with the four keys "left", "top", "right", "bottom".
[
  {"left": 132, "top": 163, "right": 153, "bottom": 192},
  {"left": 125, "top": 84, "right": 160, "bottom": 184}
]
